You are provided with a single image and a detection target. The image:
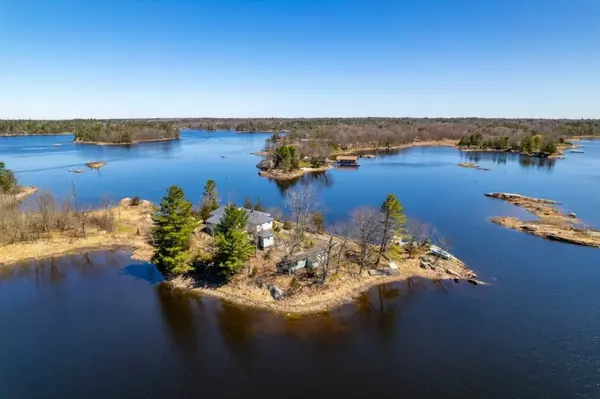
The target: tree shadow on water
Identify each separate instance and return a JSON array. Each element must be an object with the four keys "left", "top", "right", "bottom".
[
  {"left": 270, "top": 171, "right": 334, "bottom": 195},
  {"left": 119, "top": 263, "right": 165, "bottom": 284}
]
